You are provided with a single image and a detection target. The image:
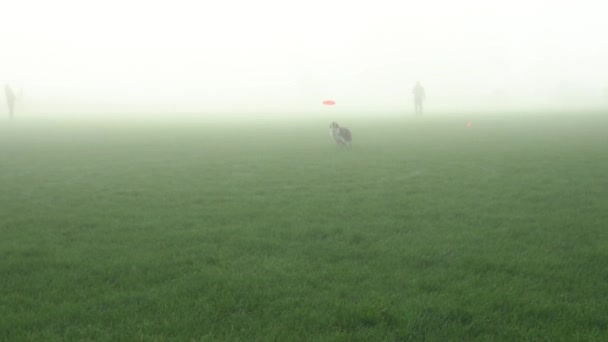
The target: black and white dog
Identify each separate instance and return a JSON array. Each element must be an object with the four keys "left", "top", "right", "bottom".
[{"left": 329, "top": 122, "right": 352, "bottom": 147}]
